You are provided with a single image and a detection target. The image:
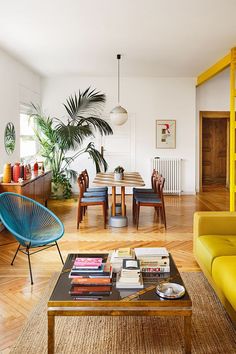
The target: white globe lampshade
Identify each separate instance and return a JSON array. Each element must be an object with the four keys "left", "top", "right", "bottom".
[{"left": 110, "top": 105, "right": 128, "bottom": 126}]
